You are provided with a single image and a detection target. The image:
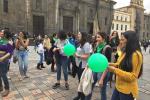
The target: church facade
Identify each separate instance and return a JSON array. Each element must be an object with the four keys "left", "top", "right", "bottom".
[{"left": 0, "top": 0, "right": 116, "bottom": 36}]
